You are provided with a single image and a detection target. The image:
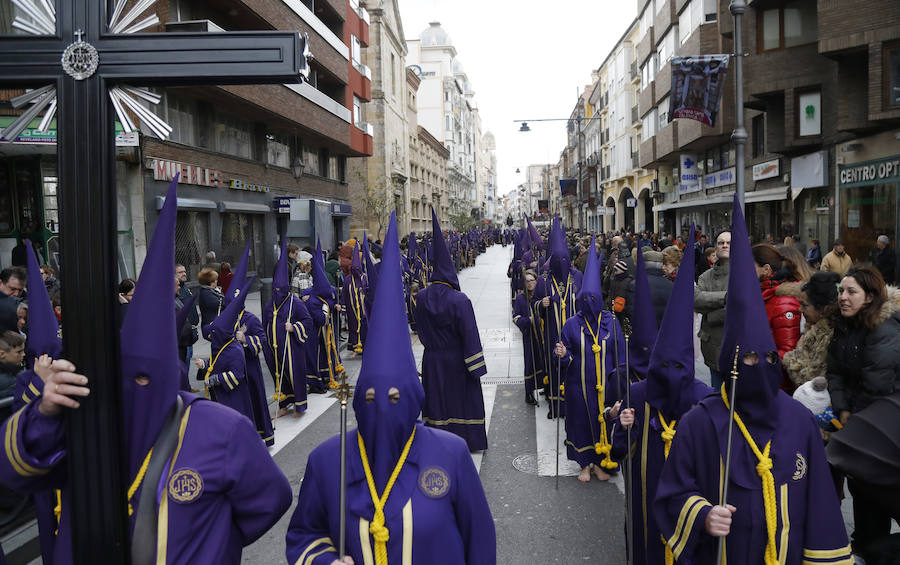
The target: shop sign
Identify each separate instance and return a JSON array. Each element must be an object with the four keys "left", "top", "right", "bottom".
[
  {"left": 626, "top": 198, "right": 637, "bottom": 208},
  {"left": 752, "top": 159, "right": 779, "bottom": 181},
  {"left": 228, "top": 178, "right": 270, "bottom": 193},
  {"left": 838, "top": 156, "right": 900, "bottom": 188},
  {"left": 704, "top": 166, "right": 735, "bottom": 190},
  {"left": 150, "top": 159, "right": 222, "bottom": 187},
  {"left": 273, "top": 196, "right": 294, "bottom": 213},
  {"left": 0, "top": 117, "right": 135, "bottom": 146},
  {"left": 679, "top": 153, "right": 701, "bottom": 194},
  {"left": 331, "top": 202, "right": 352, "bottom": 216}
]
